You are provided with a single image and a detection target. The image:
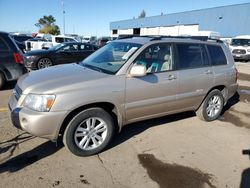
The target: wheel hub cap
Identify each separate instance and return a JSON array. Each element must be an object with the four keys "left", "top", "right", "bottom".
[
  {"left": 206, "top": 95, "right": 222, "bottom": 118},
  {"left": 74, "top": 117, "right": 107, "bottom": 150}
]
